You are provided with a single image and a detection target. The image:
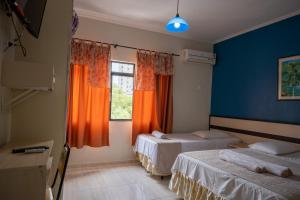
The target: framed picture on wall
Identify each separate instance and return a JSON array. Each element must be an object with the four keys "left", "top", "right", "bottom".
[{"left": 278, "top": 55, "right": 300, "bottom": 100}]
